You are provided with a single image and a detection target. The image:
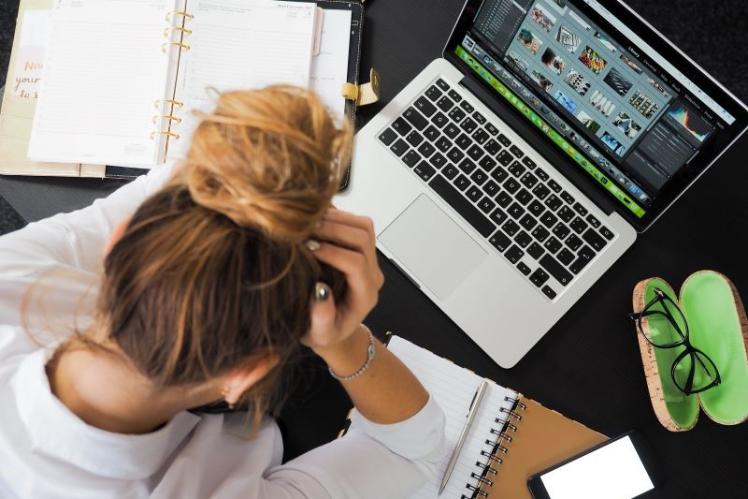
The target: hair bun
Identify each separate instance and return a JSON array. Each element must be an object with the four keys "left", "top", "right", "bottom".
[{"left": 181, "top": 86, "right": 352, "bottom": 242}]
